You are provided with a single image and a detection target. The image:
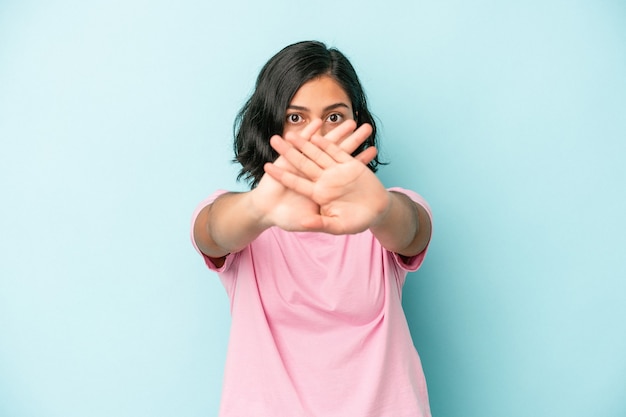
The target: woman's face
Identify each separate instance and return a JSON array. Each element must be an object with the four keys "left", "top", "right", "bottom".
[{"left": 283, "top": 75, "right": 354, "bottom": 136}]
